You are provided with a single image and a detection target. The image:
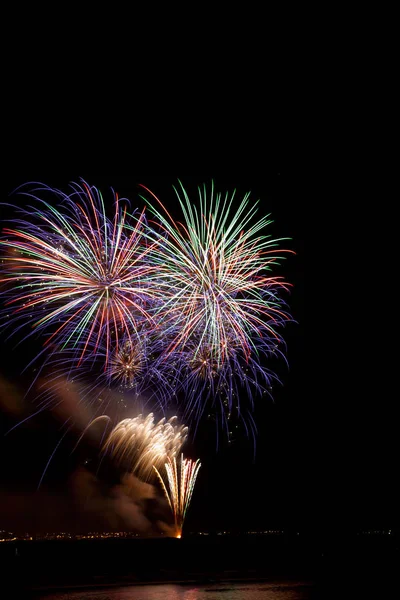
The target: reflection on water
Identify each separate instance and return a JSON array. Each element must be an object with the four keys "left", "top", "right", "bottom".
[{"left": 31, "top": 582, "right": 315, "bottom": 600}]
